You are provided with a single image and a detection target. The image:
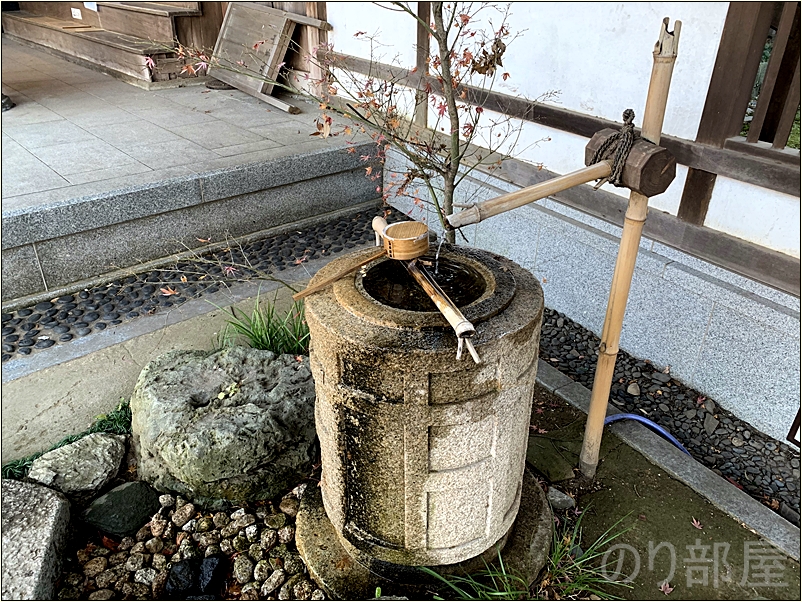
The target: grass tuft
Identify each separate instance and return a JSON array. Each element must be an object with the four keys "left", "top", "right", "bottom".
[
  {"left": 1, "top": 398, "right": 132, "bottom": 480},
  {"left": 420, "top": 550, "right": 530, "bottom": 600},
  {"left": 218, "top": 293, "right": 310, "bottom": 356}
]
